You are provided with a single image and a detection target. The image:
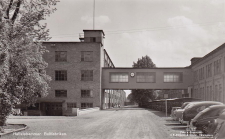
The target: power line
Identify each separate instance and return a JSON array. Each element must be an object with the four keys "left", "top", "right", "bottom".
[{"left": 49, "top": 21, "right": 225, "bottom": 38}]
